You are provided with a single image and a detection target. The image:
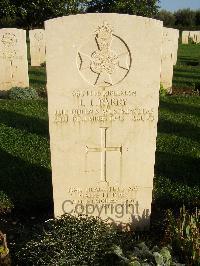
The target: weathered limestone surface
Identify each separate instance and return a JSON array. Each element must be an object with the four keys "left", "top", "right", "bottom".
[
  {"left": 0, "top": 28, "right": 29, "bottom": 91},
  {"left": 161, "top": 27, "right": 177, "bottom": 92},
  {"left": 189, "top": 31, "right": 200, "bottom": 44},
  {"left": 182, "top": 31, "right": 200, "bottom": 44},
  {"left": 172, "top": 29, "right": 179, "bottom": 65},
  {"left": 45, "top": 14, "right": 163, "bottom": 229},
  {"left": 29, "top": 29, "right": 46, "bottom": 66},
  {"left": 182, "top": 31, "right": 190, "bottom": 44}
]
